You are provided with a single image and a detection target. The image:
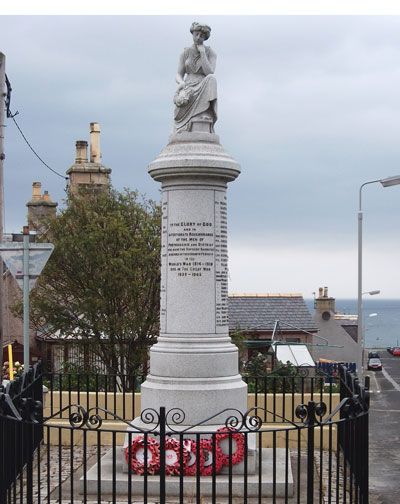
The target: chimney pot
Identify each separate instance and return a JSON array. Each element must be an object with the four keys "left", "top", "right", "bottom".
[
  {"left": 318, "top": 287, "right": 323, "bottom": 298},
  {"left": 75, "top": 141, "right": 88, "bottom": 164},
  {"left": 43, "top": 191, "right": 50, "bottom": 201},
  {"left": 90, "top": 122, "right": 101, "bottom": 163},
  {"left": 32, "top": 182, "right": 41, "bottom": 200},
  {"left": 323, "top": 286, "right": 328, "bottom": 297}
]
